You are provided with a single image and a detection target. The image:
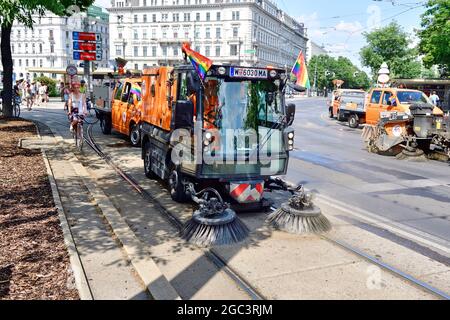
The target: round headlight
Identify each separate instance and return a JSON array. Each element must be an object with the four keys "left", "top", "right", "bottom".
[
  {"left": 205, "top": 132, "right": 213, "bottom": 141},
  {"left": 269, "top": 70, "right": 278, "bottom": 78},
  {"left": 288, "top": 140, "right": 294, "bottom": 145},
  {"left": 288, "top": 132, "right": 294, "bottom": 139},
  {"left": 218, "top": 67, "right": 226, "bottom": 75}
]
